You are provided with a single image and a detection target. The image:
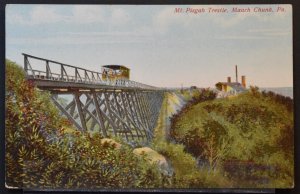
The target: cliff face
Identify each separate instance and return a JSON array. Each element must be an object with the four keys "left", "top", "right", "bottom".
[{"left": 165, "top": 92, "right": 187, "bottom": 117}]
